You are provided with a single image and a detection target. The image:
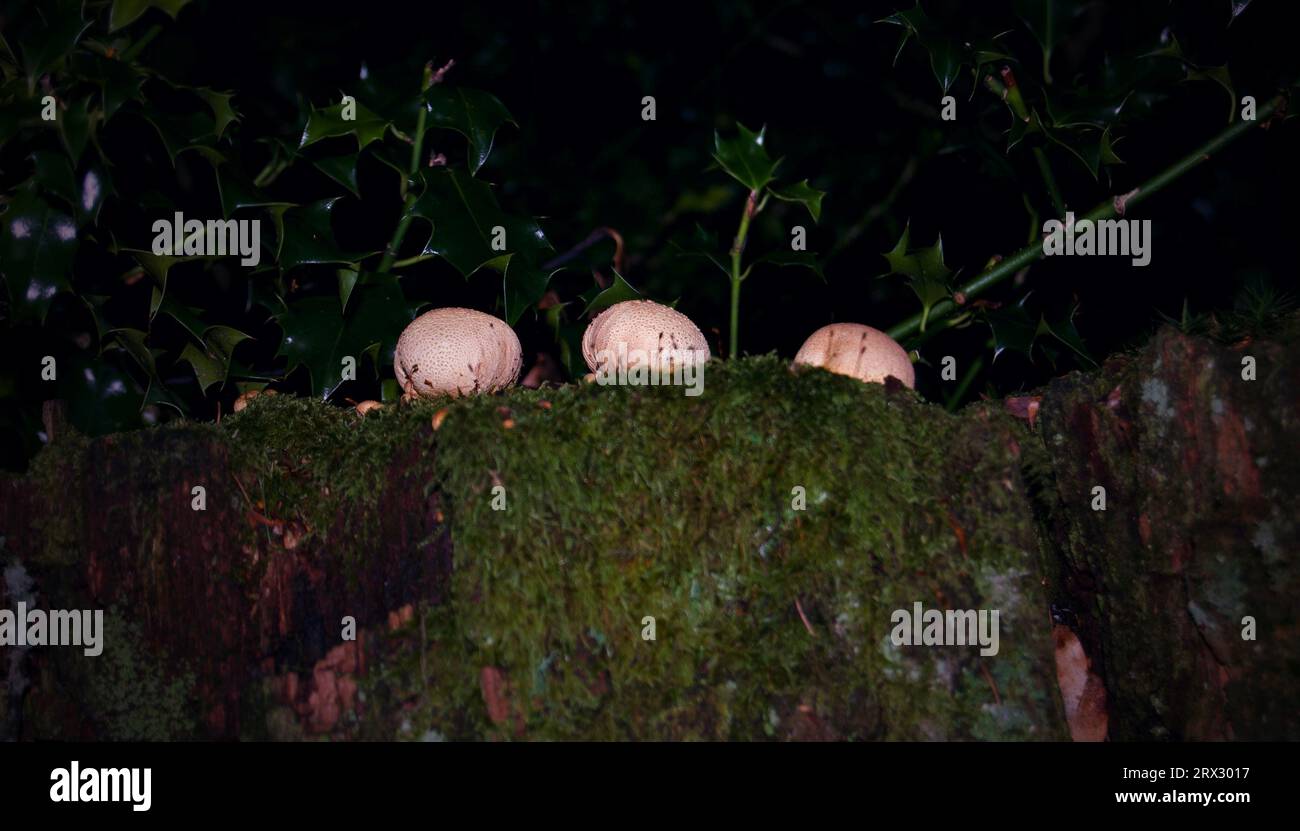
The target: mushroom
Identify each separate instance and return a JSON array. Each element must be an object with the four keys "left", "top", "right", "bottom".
[
  {"left": 394, "top": 307, "right": 522, "bottom": 399},
  {"left": 581, "top": 299, "right": 710, "bottom": 375},
  {"left": 793, "top": 323, "right": 915, "bottom": 389},
  {"left": 354, "top": 400, "right": 383, "bottom": 416}
]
